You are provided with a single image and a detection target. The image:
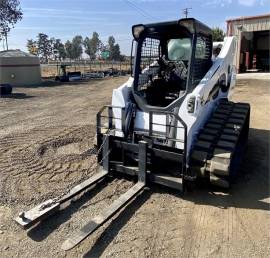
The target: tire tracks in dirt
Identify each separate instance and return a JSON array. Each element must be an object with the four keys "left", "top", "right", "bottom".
[{"left": 0, "top": 124, "right": 97, "bottom": 206}]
